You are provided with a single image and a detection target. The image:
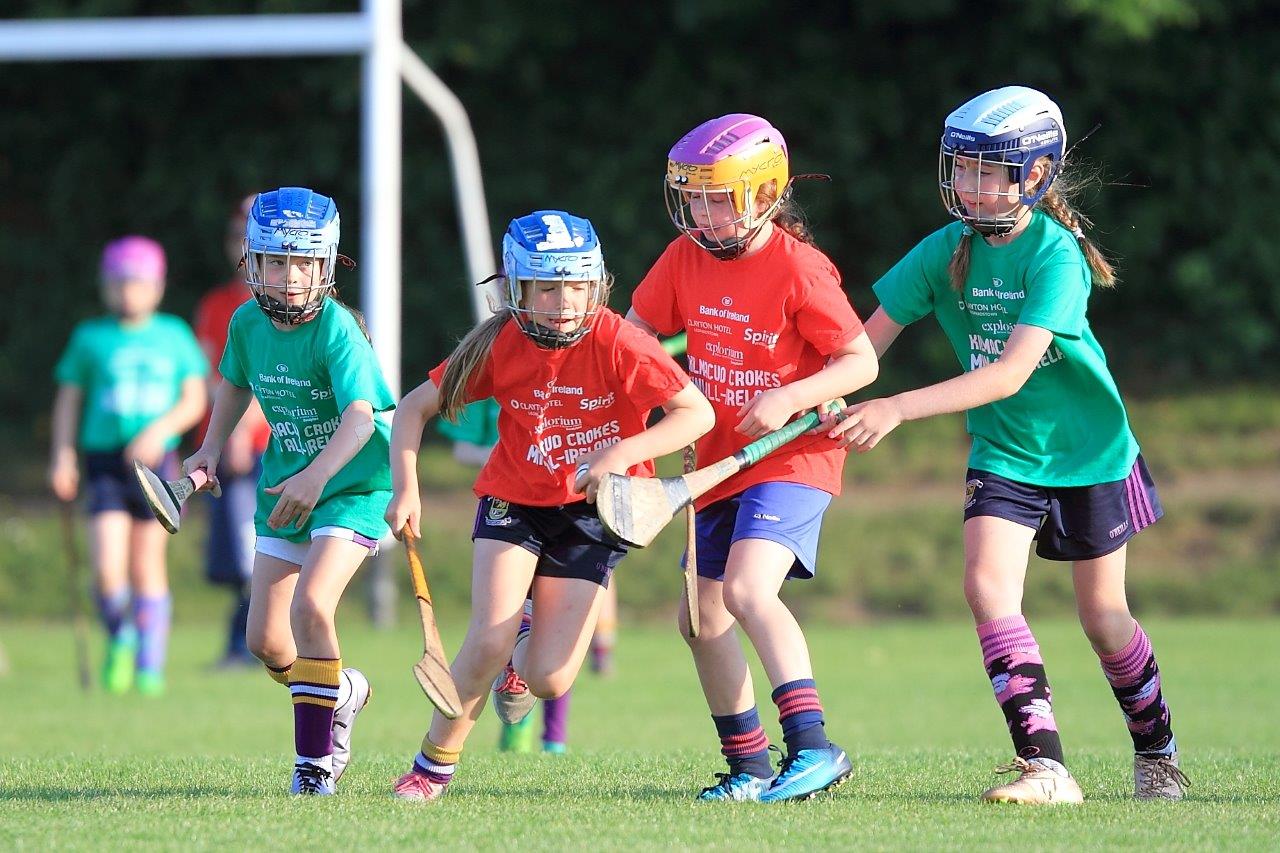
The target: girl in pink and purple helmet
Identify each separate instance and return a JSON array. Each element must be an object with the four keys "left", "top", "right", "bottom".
[{"left": 628, "top": 114, "right": 879, "bottom": 802}]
